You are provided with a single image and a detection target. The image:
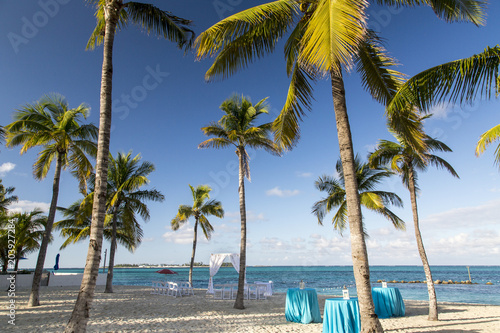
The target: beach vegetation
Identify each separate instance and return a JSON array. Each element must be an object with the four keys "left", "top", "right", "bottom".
[
  {"left": 0, "top": 209, "right": 48, "bottom": 272},
  {"left": 199, "top": 94, "right": 280, "bottom": 309},
  {"left": 312, "top": 155, "right": 405, "bottom": 234},
  {"left": 0, "top": 179, "right": 18, "bottom": 214},
  {"left": 195, "top": 1, "right": 485, "bottom": 330},
  {"left": 67, "top": 1, "right": 194, "bottom": 330},
  {"left": 369, "top": 116, "right": 459, "bottom": 321},
  {"left": 5, "top": 93, "right": 98, "bottom": 307},
  {"left": 171, "top": 185, "right": 224, "bottom": 285}
]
